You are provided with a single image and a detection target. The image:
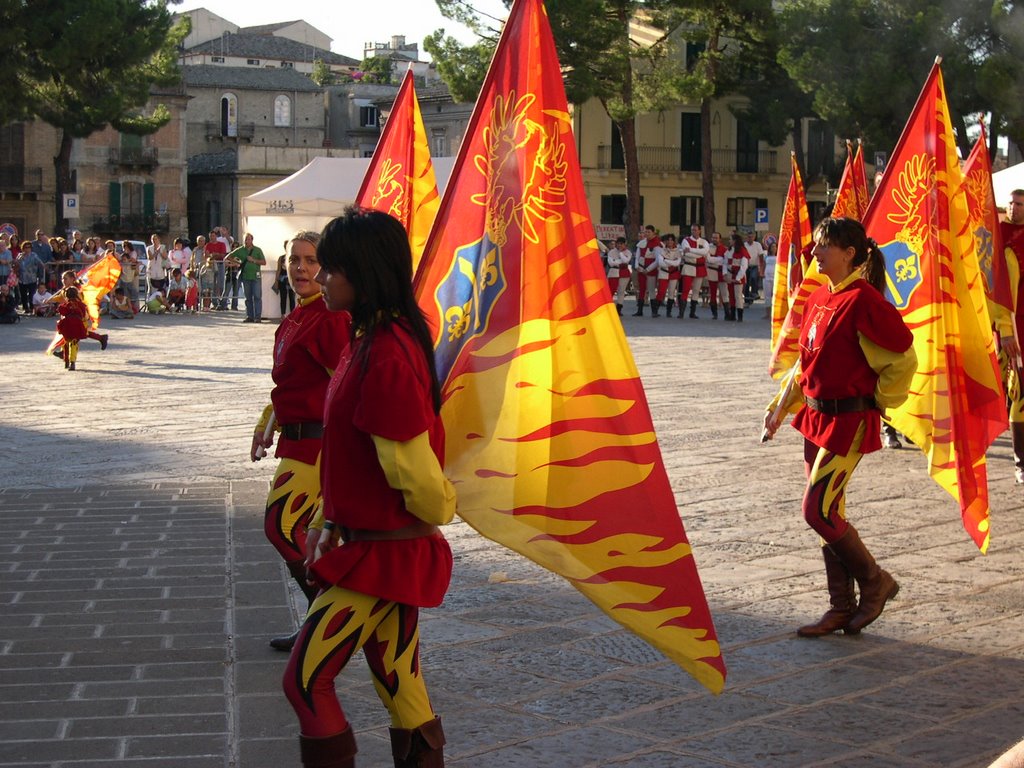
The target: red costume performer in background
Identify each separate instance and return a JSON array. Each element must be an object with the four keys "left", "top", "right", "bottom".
[{"left": 632, "top": 227, "right": 662, "bottom": 316}]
